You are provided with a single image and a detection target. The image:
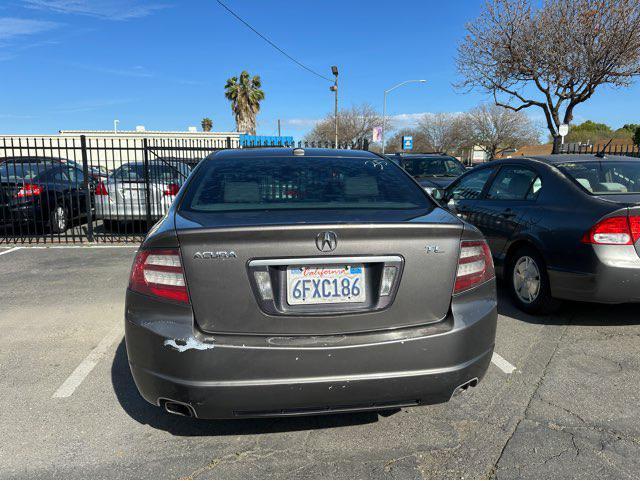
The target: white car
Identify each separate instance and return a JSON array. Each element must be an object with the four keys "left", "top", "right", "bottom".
[{"left": 95, "top": 161, "right": 191, "bottom": 224}]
